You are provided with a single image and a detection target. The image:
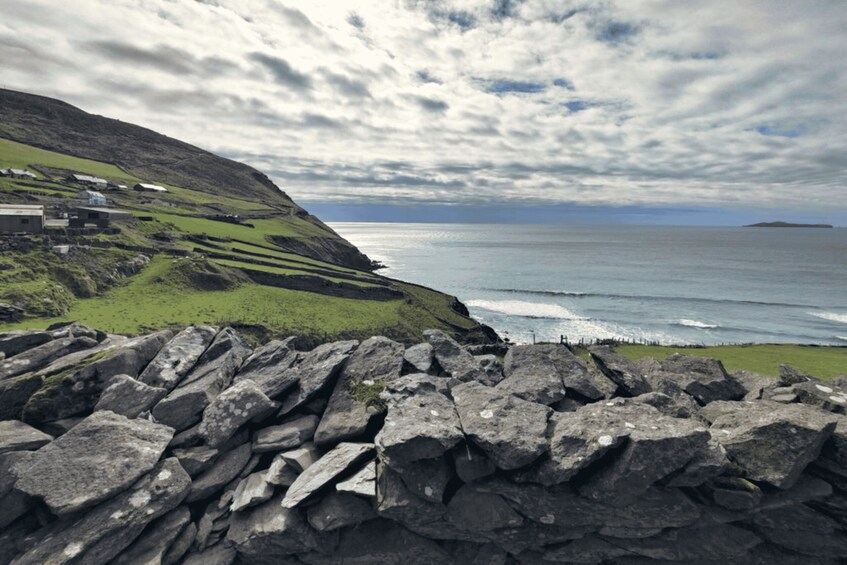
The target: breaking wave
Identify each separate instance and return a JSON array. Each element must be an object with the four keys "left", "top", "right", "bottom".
[
  {"left": 677, "top": 319, "right": 719, "bottom": 329},
  {"left": 808, "top": 312, "right": 847, "bottom": 325},
  {"left": 466, "top": 299, "right": 583, "bottom": 320}
]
